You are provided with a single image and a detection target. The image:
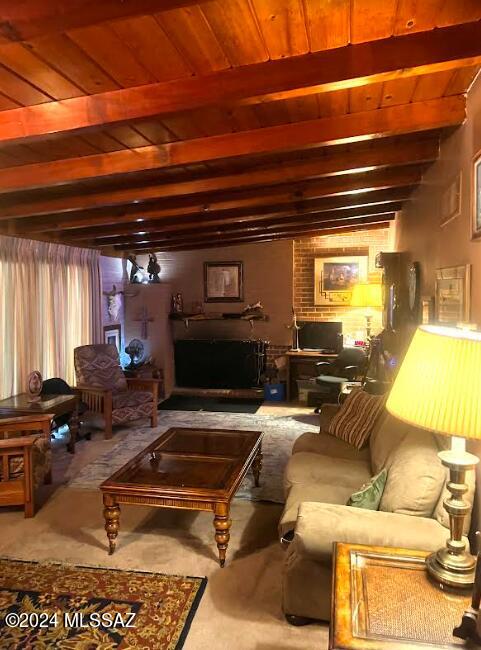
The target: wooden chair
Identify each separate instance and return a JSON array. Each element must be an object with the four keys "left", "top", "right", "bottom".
[
  {"left": 74, "top": 344, "right": 159, "bottom": 439},
  {"left": 0, "top": 414, "right": 53, "bottom": 517}
]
